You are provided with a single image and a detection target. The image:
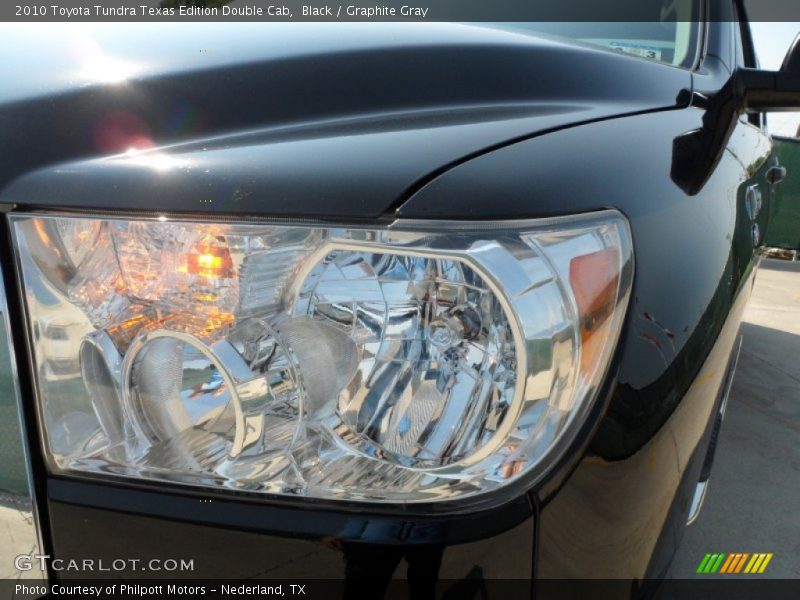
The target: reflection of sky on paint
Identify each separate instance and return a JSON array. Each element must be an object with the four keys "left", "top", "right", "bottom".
[
  {"left": 0, "top": 22, "right": 529, "bottom": 105},
  {"left": 4, "top": 21, "right": 798, "bottom": 137},
  {"left": 751, "top": 22, "right": 800, "bottom": 137}
]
